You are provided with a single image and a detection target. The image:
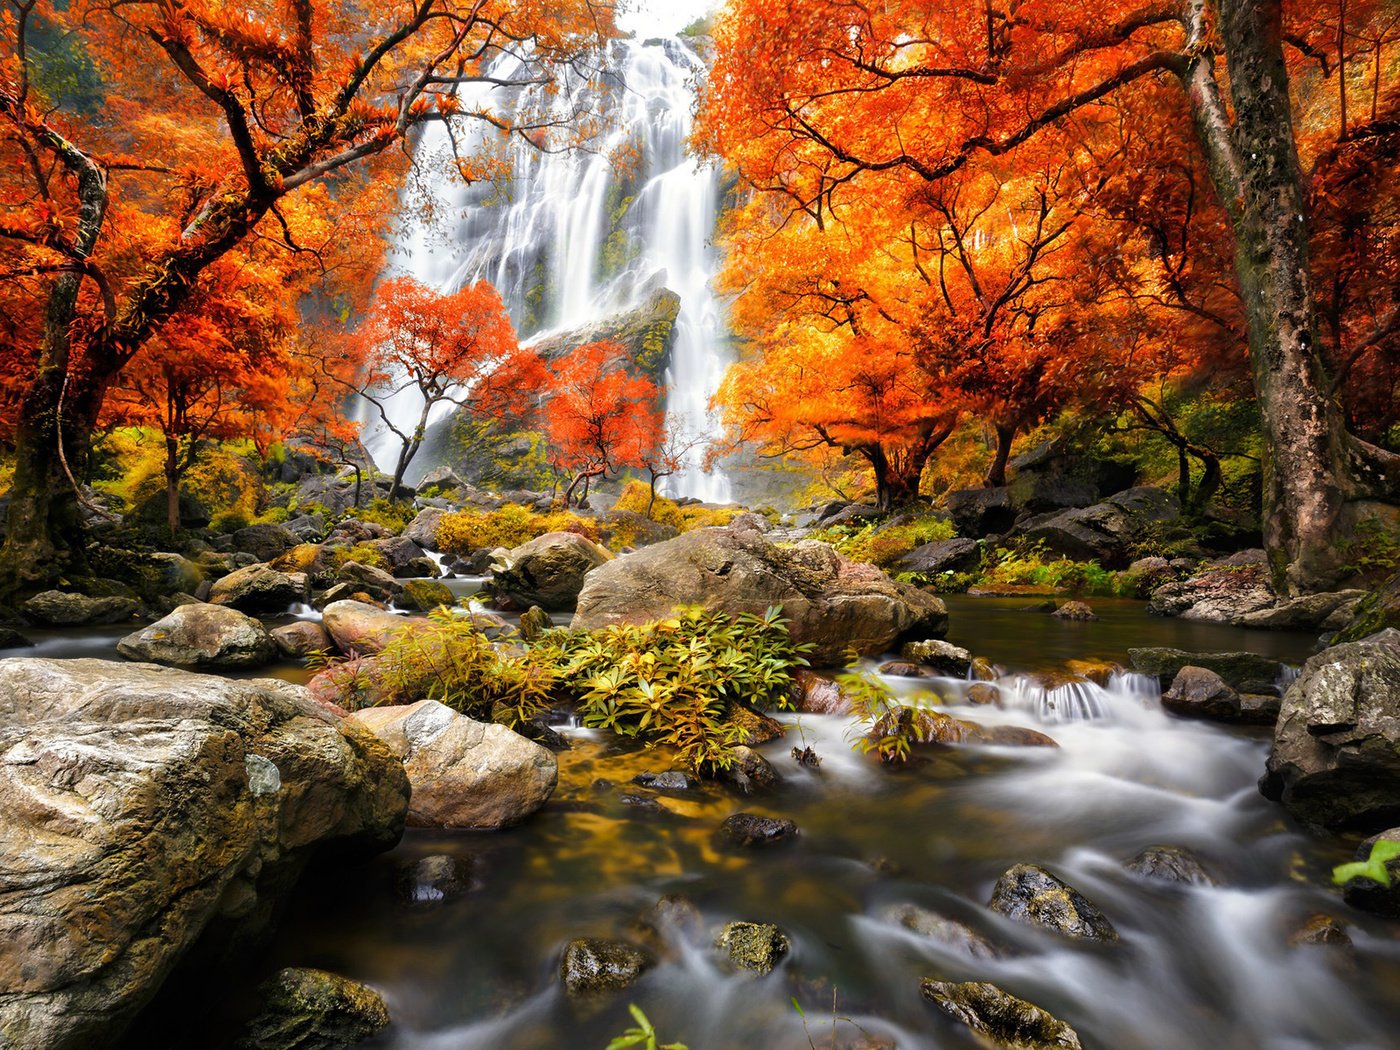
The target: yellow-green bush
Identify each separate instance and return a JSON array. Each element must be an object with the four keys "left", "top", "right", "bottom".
[
  {"left": 357, "top": 497, "right": 417, "bottom": 533},
  {"left": 614, "top": 479, "right": 685, "bottom": 529},
  {"left": 811, "top": 515, "right": 957, "bottom": 569},
  {"left": 434, "top": 503, "right": 601, "bottom": 555},
  {"left": 94, "top": 429, "right": 262, "bottom": 522},
  {"left": 332, "top": 543, "right": 387, "bottom": 570},
  {"left": 680, "top": 505, "right": 741, "bottom": 530}
]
